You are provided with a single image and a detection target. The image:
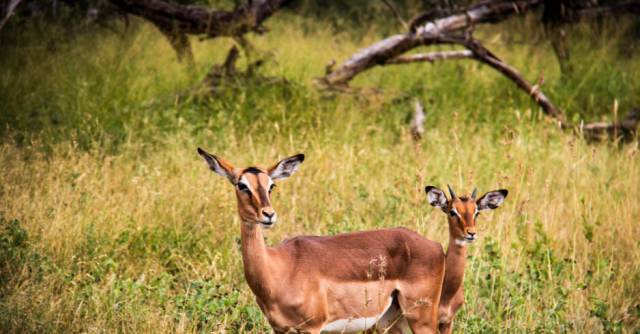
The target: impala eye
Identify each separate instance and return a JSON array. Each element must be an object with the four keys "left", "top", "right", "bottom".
[
  {"left": 269, "top": 184, "right": 276, "bottom": 193},
  {"left": 237, "top": 183, "right": 249, "bottom": 192},
  {"left": 449, "top": 210, "right": 458, "bottom": 217}
]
